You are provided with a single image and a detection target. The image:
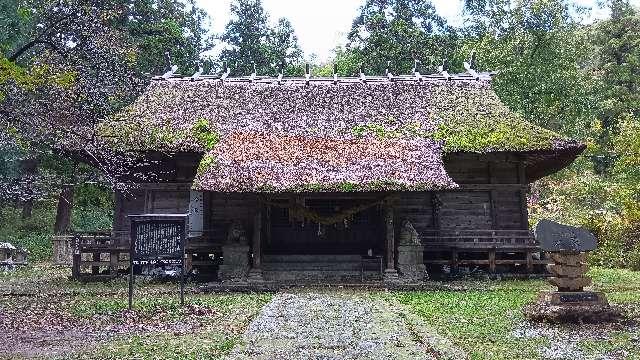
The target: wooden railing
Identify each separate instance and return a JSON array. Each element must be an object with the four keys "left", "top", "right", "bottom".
[
  {"left": 71, "top": 229, "right": 224, "bottom": 281},
  {"left": 72, "top": 231, "right": 129, "bottom": 280},
  {"left": 421, "top": 229, "right": 546, "bottom": 273},
  {"left": 421, "top": 229, "right": 536, "bottom": 247}
]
